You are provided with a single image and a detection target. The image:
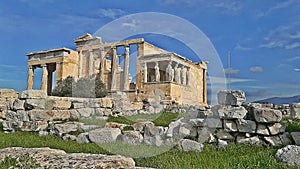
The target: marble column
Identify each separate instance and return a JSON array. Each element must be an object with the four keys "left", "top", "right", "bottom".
[
  {"left": 123, "top": 46, "right": 130, "bottom": 90},
  {"left": 27, "top": 65, "right": 34, "bottom": 90},
  {"left": 186, "top": 67, "right": 190, "bottom": 86},
  {"left": 154, "top": 62, "right": 160, "bottom": 82},
  {"left": 111, "top": 47, "right": 118, "bottom": 90},
  {"left": 99, "top": 50, "right": 105, "bottom": 81},
  {"left": 144, "top": 62, "right": 148, "bottom": 83},
  {"left": 41, "top": 64, "right": 48, "bottom": 91},
  {"left": 203, "top": 69, "right": 207, "bottom": 104},
  {"left": 89, "top": 50, "right": 94, "bottom": 76},
  {"left": 181, "top": 67, "right": 187, "bottom": 85},
  {"left": 79, "top": 50, "right": 83, "bottom": 78},
  {"left": 56, "top": 62, "right": 63, "bottom": 84}
]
